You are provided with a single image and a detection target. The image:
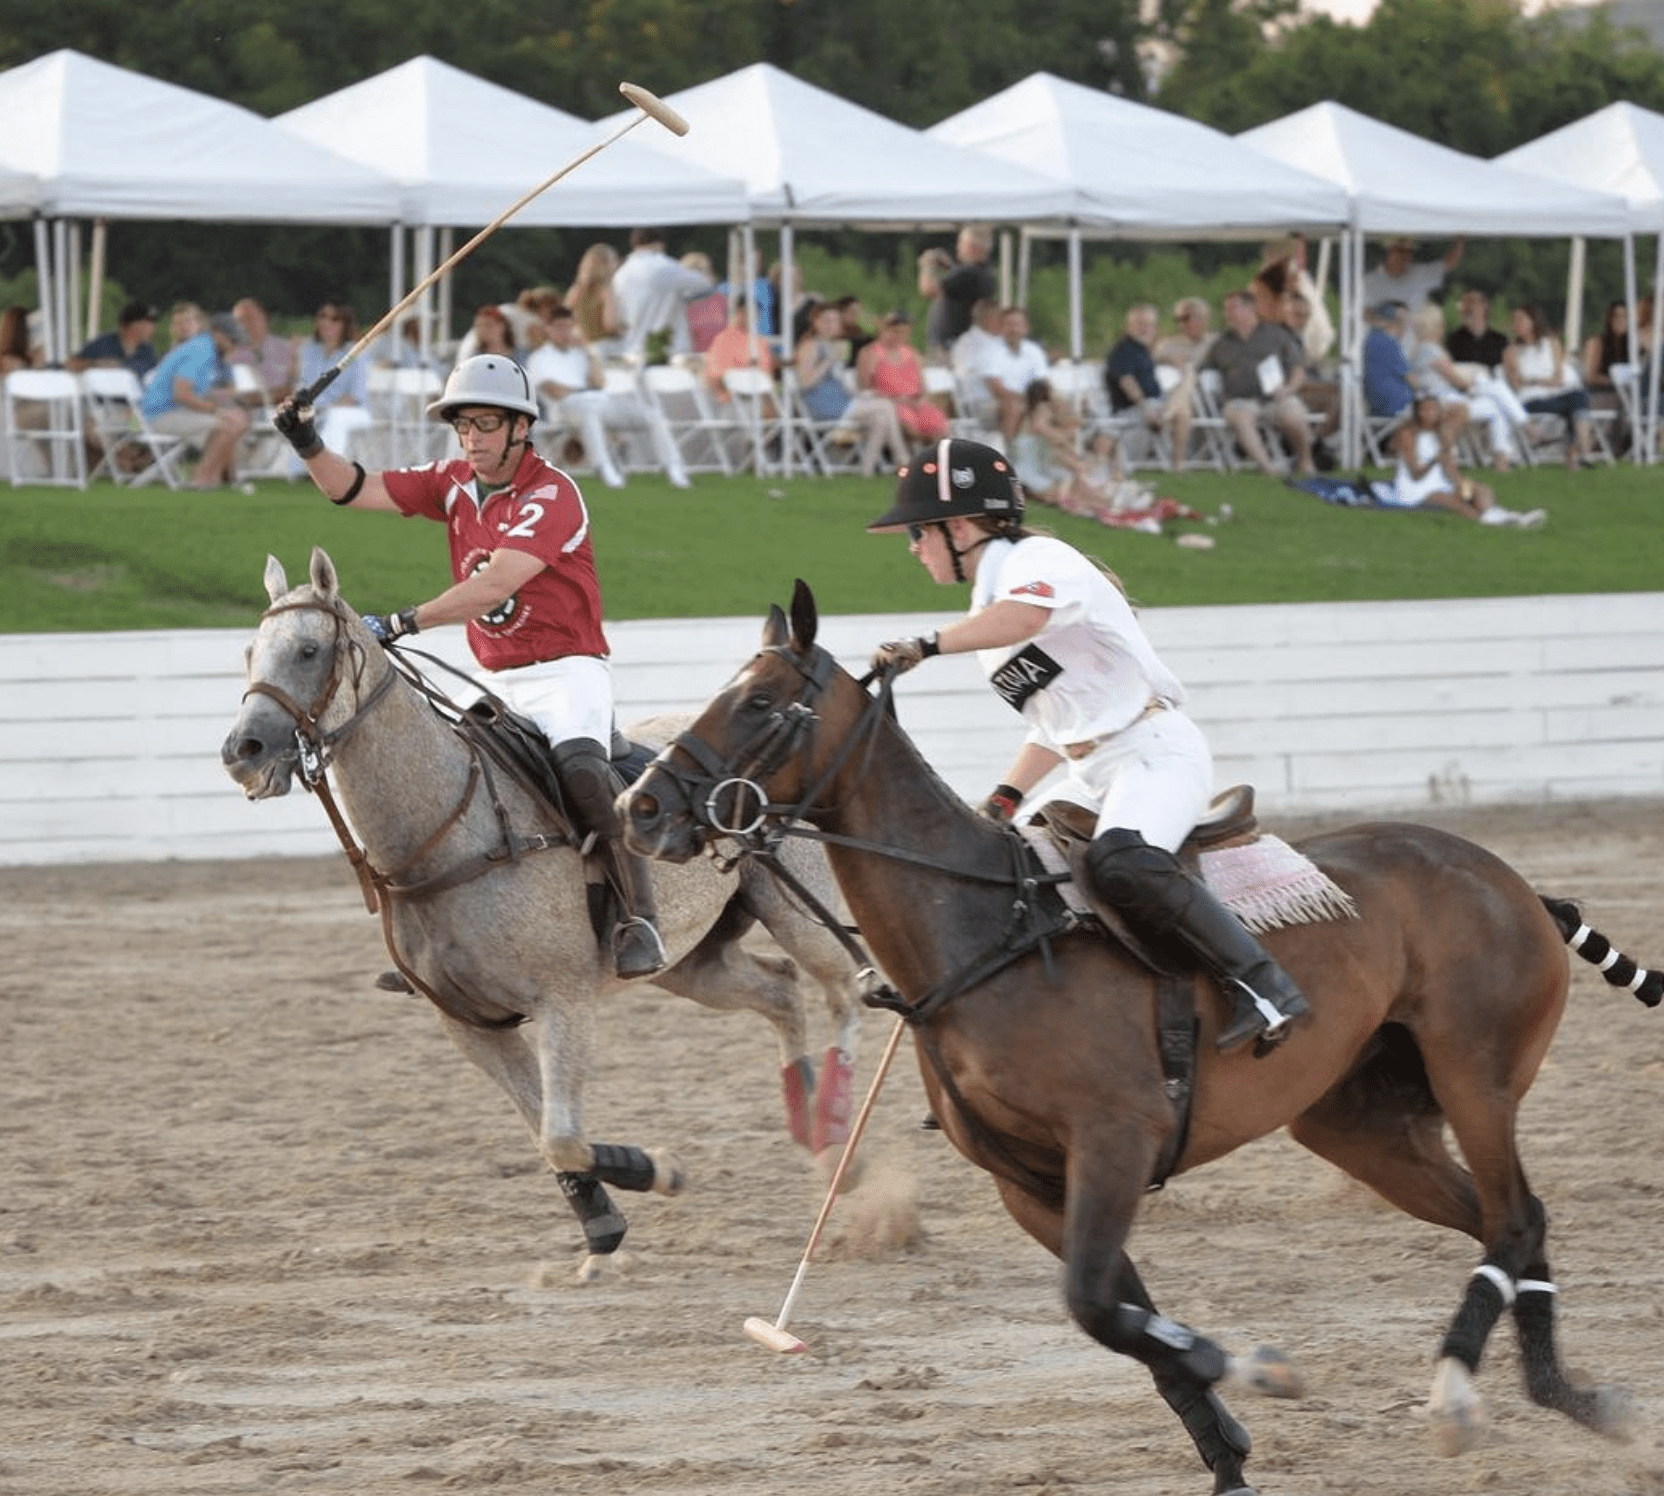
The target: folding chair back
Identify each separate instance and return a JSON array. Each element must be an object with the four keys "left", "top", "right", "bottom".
[
  {"left": 5, "top": 370, "right": 87, "bottom": 488},
  {"left": 640, "top": 364, "right": 733, "bottom": 476},
  {"left": 229, "top": 363, "right": 292, "bottom": 479},
  {"left": 77, "top": 368, "right": 186, "bottom": 488}
]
